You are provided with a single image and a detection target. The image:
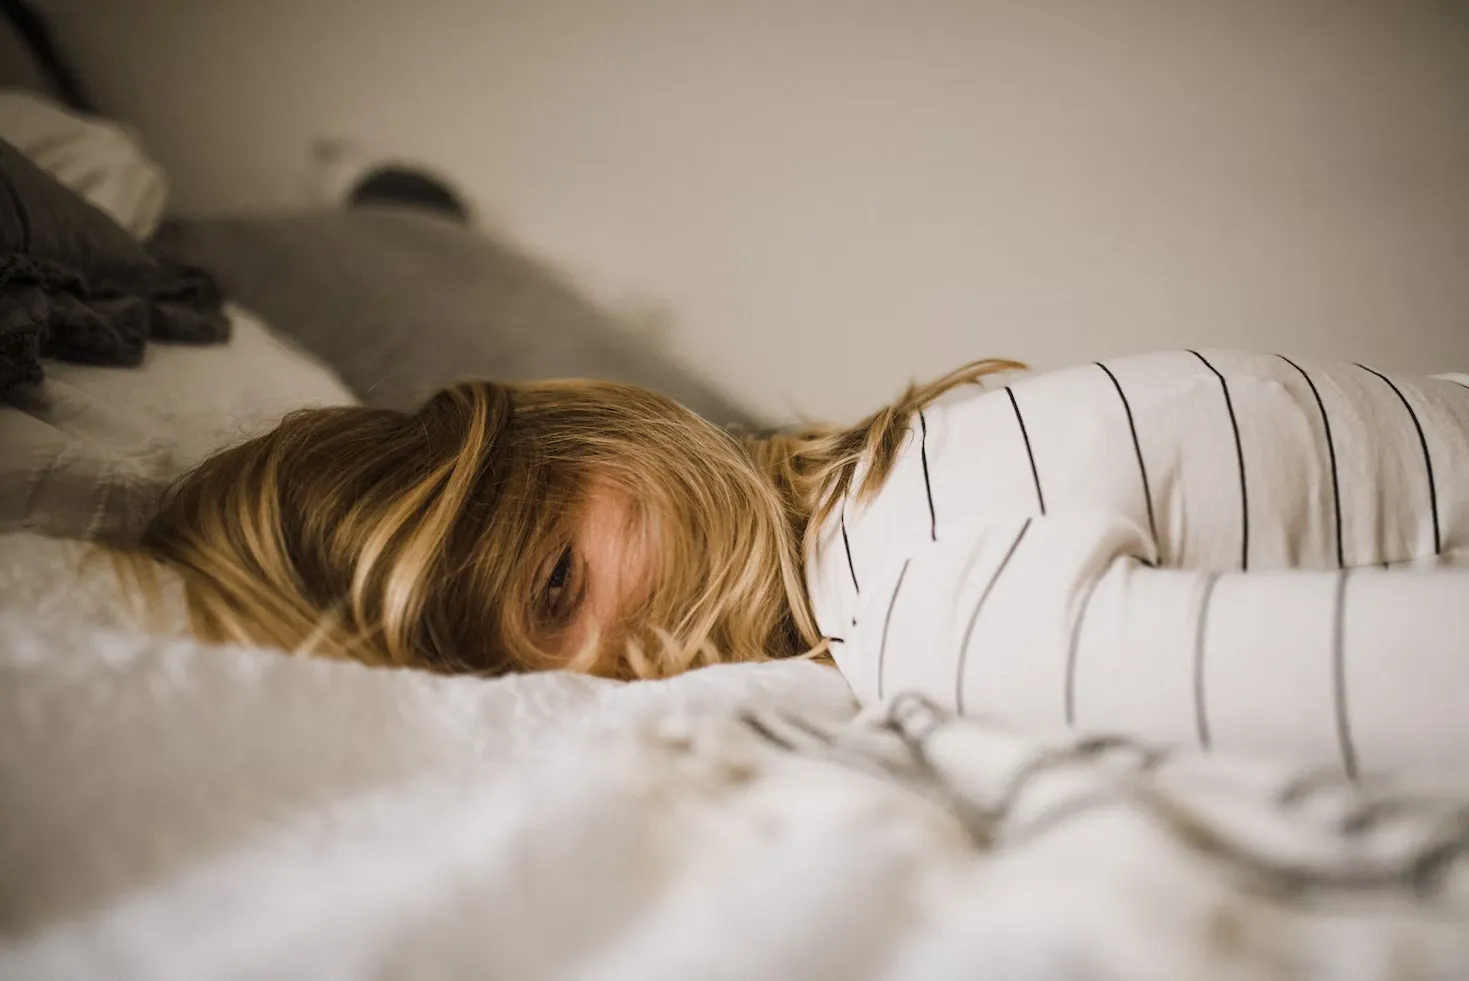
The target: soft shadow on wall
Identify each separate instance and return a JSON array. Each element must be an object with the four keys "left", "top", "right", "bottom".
[{"left": 42, "top": 0, "right": 1469, "bottom": 422}]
